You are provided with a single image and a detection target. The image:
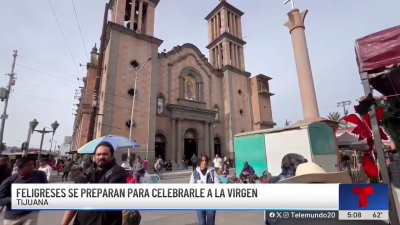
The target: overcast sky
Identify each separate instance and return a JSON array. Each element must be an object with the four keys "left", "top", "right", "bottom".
[{"left": 0, "top": 0, "right": 399, "bottom": 150}]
